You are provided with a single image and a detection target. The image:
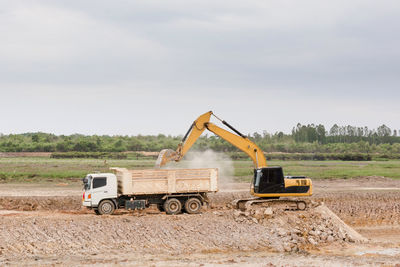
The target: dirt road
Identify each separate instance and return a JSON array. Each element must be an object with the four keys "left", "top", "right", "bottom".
[{"left": 0, "top": 177, "right": 400, "bottom": 266}]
